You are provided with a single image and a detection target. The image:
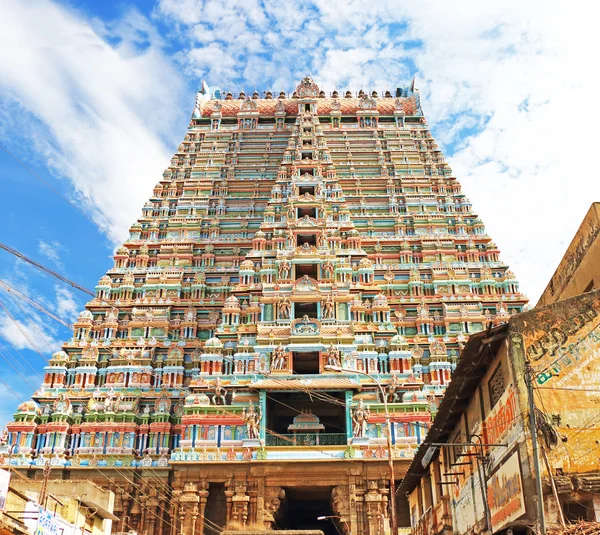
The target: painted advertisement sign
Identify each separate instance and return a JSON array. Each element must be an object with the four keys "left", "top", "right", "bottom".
[
  {"left": 487, "top": 451, "right": 526, "bottom": 532},
  {"left": 35, "top": 507, "right": 61, "bottom": 535},
  {"left": 512, "top": 292, "right": 600, "bottom": 471},
  {"left": 484, "top": 385, "right": 523, "bottom": 469}
]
